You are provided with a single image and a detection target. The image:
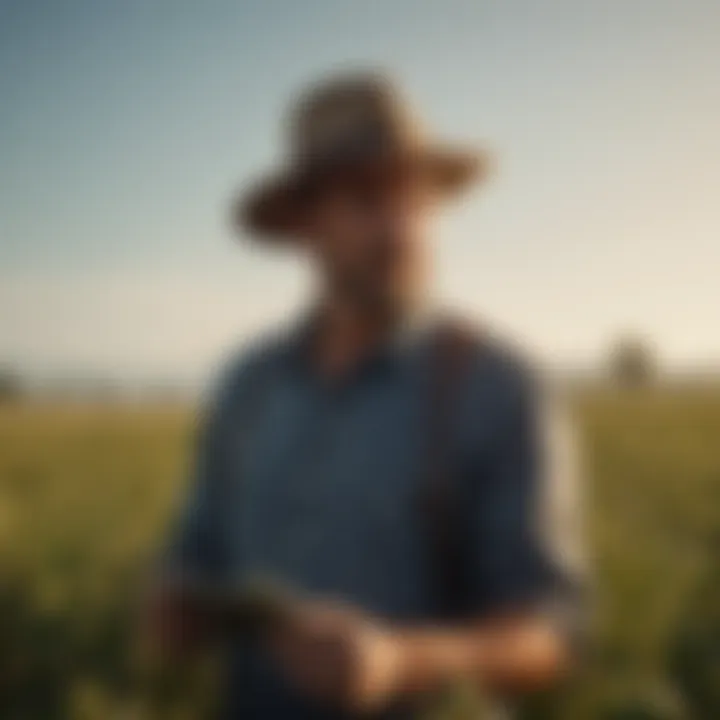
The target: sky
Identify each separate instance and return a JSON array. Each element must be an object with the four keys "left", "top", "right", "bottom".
[{"left": 1, "top": 0, "right": 719, "bottom": 381}]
